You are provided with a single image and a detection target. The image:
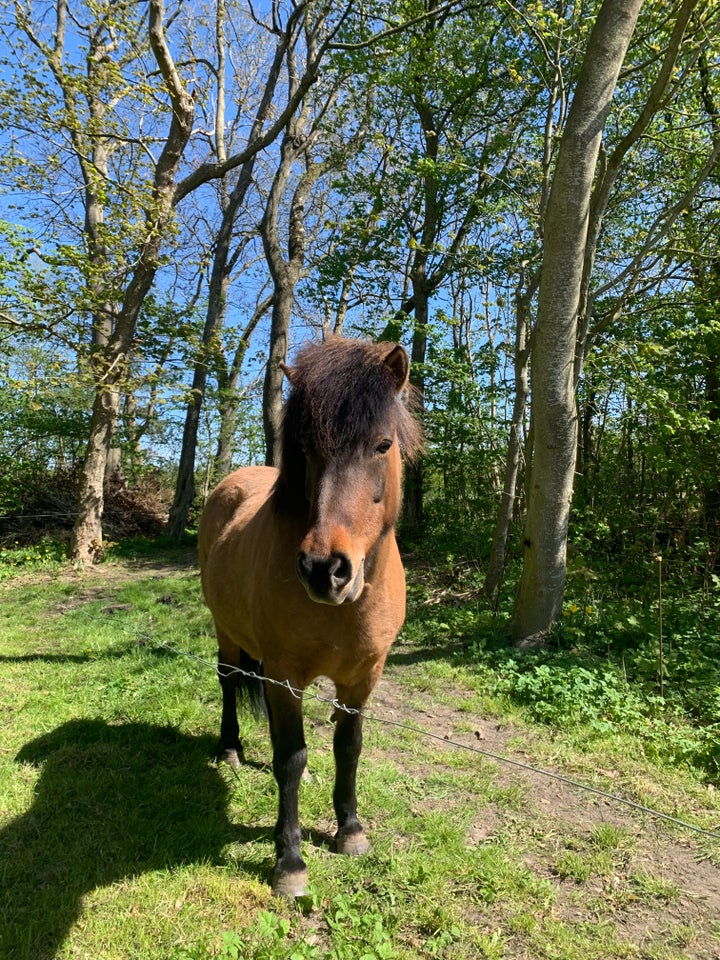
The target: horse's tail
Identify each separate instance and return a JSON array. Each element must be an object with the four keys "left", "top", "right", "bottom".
[{"left": 236, "top": 648, "right": 269, "bottom": 721}]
